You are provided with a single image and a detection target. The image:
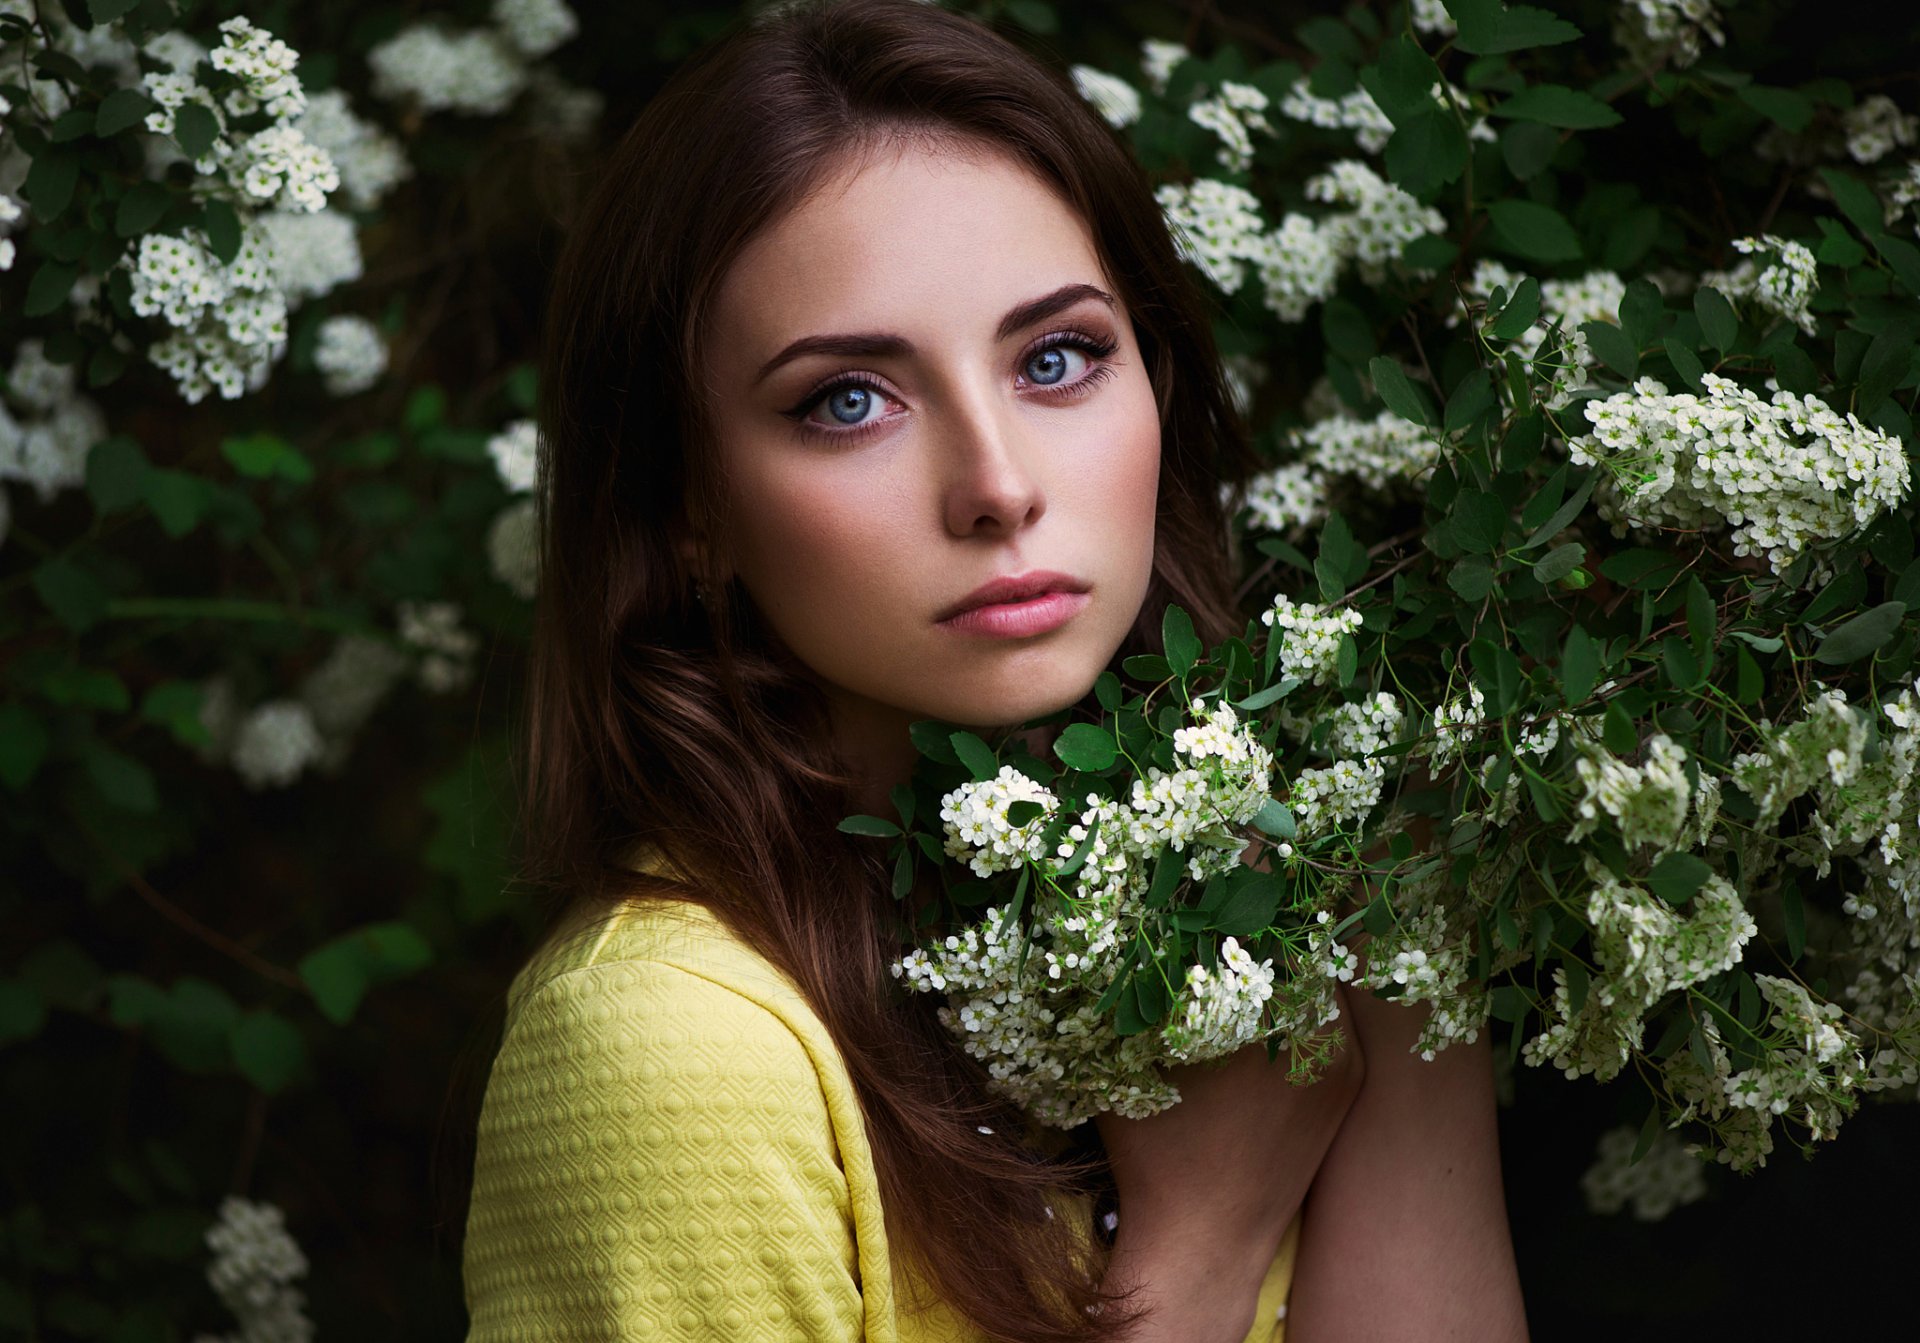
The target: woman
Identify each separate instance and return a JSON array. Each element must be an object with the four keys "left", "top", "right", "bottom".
[{"left": 460, "top": 1, "right": 1527, "bottom": 1339}]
